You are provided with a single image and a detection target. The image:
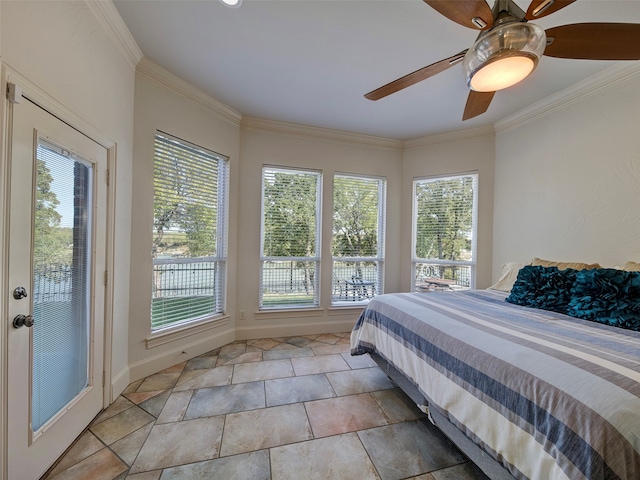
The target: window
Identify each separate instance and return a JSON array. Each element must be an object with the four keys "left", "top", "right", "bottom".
[
  {"left": 151, "top": 132, "right": 228, "bottom": 331},
  {"left": 332, "top": 174, "right": 386, "bottom": 304},
  {"left": 260, "top": 167, "right": 321, "bottom": 308},
  {"left": 412, "top": 173, "right": 477, "bottom": 292}
]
